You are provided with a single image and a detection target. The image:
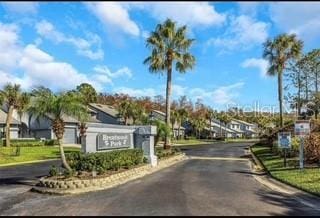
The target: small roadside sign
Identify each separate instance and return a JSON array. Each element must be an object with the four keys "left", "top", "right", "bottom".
[
  {"left": 294, "top": 120, "right": 310, "bottom": 138},
  {"left": 278, "top": 132, "right": 291, "bottom": 149},
  {"left": 294, "top": 120, "right": 310, "bottom": 170}
]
